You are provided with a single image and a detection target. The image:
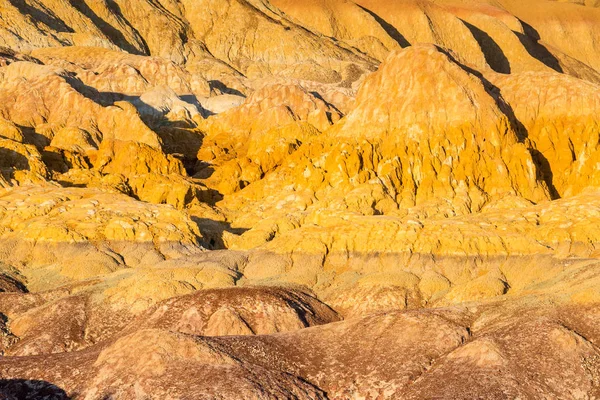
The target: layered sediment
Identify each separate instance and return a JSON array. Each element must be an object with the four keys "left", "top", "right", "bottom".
[{"left": 0, "top": 0, "right": 600, "bottom": 398}]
